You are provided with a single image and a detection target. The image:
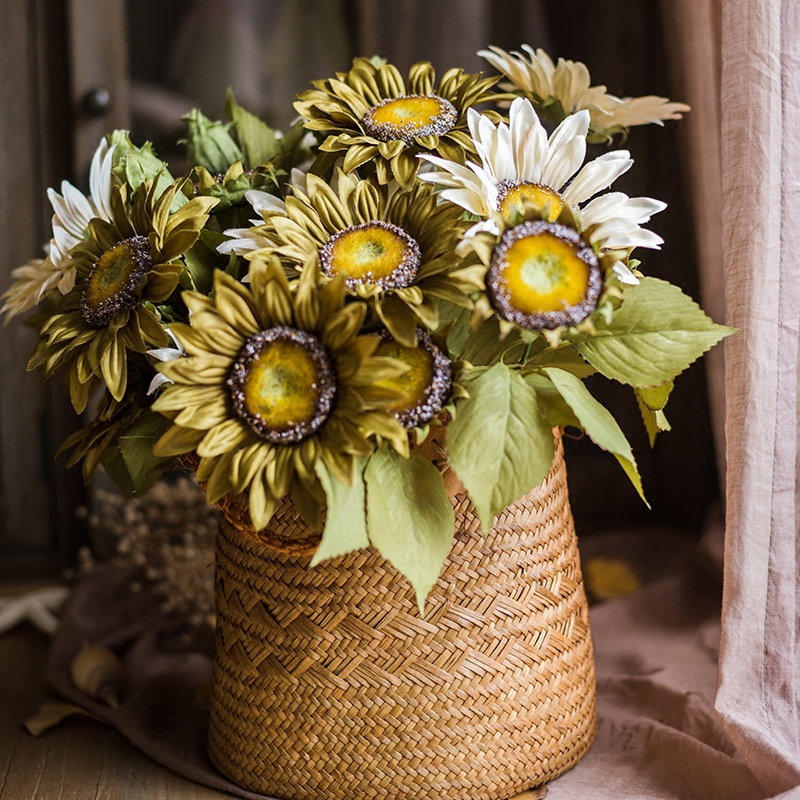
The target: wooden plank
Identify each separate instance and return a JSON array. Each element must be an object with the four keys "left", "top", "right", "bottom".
[
  {"left": 0, "top": 626, "right": 232, "bottom": 799},
  {"left": 67, "top": 0, "right": 130, "bottom": 177},
  {"left": 0, "top": 0, "right": 54, "bottom": 551}
]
